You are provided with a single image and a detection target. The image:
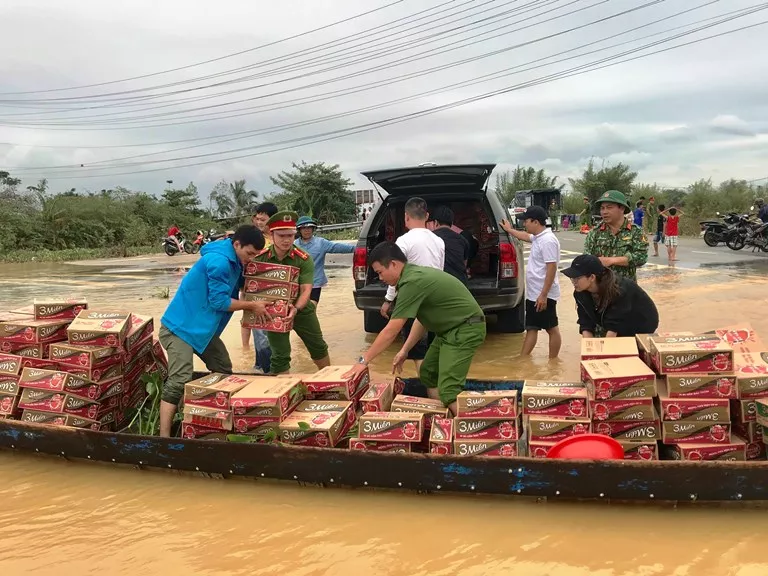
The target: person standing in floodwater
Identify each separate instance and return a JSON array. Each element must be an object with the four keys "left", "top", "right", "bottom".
[
  {"left": 294, "top": 216, "right": 355, "bottom": 305},
  {"left": 660, "top": 206, "right": 684, "bottom": 263}
]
